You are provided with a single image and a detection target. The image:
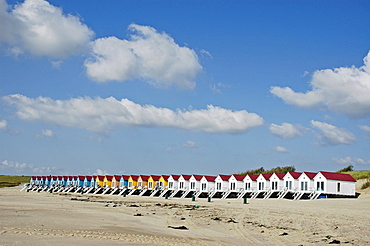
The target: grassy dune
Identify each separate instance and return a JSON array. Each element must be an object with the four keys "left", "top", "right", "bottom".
[
  {"left": 0, "top": 175, "right": 30, "bottom": 188},
  {"left": 341, "top": 170, "right": 370, "bottom": 180}
]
